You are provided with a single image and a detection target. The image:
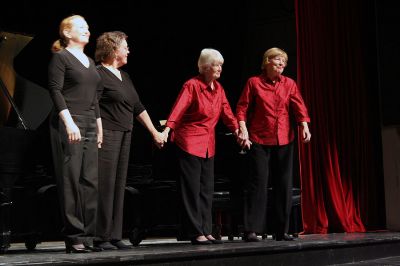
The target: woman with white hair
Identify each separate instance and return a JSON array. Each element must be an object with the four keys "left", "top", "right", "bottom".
[{"left": 162, "top": 48, "right": 239, "bottom": 245}]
